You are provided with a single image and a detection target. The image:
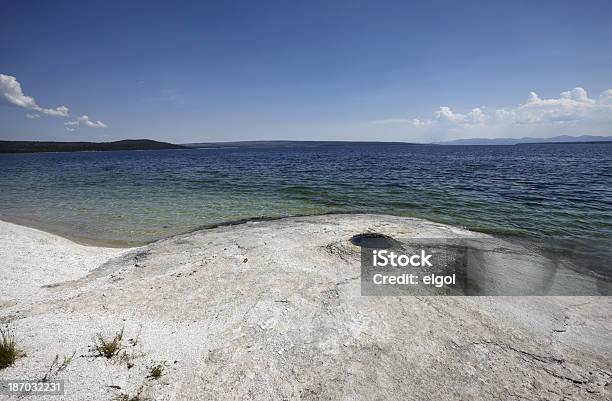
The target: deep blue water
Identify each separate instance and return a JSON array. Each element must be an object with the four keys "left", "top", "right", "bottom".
[{"left": 0, "top": 143, "right": 611, "bottom": 248}]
